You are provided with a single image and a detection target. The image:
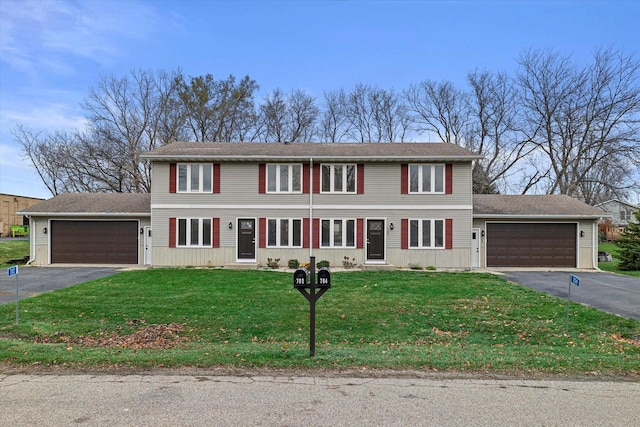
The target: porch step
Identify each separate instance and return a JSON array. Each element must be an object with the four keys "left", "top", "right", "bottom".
[
  {"left": 362, "top": 263, "right": 397, "bottom": 271},
  {"left": 224, "top": 263, "right": 259, "bottom": 270}
]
